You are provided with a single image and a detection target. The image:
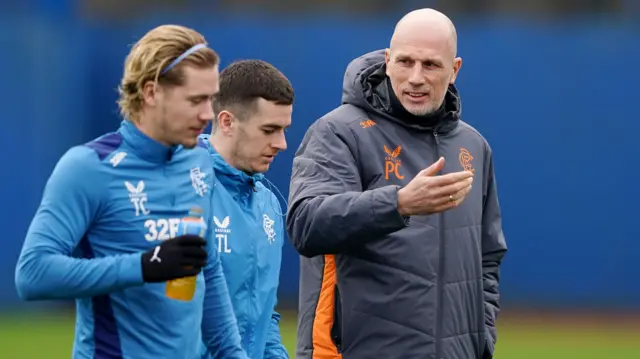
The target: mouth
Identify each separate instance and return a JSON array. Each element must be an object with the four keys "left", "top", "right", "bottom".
[
  {"left": 263, "top": 155, "right": 275, "bottom": 163},
  {"left": 189, "top": 127, "right": 205, "bottom": 135},
  {"left": 404, "top": 91, "right": 429, "bottom": 102}
]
